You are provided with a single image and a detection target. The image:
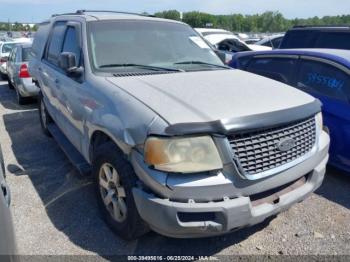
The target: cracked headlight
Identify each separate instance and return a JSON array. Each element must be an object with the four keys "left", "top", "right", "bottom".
[{"left": 144, "top": 136, "right": 223, "bottom": 173}]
